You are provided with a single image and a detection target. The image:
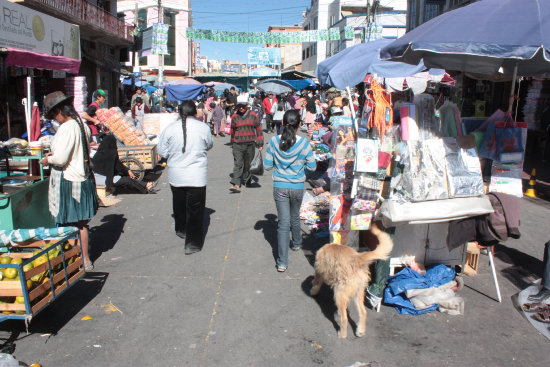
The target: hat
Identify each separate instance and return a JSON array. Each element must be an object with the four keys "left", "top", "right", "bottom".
[
  {"left": 236, "top": 102, "right": 249, "bottom": 108},
  {"left": 96, "top": 89, "right": 106, "bottom": 96},
  {"left": 43, "top": 91, "right": 74, "bottom": 118}
]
